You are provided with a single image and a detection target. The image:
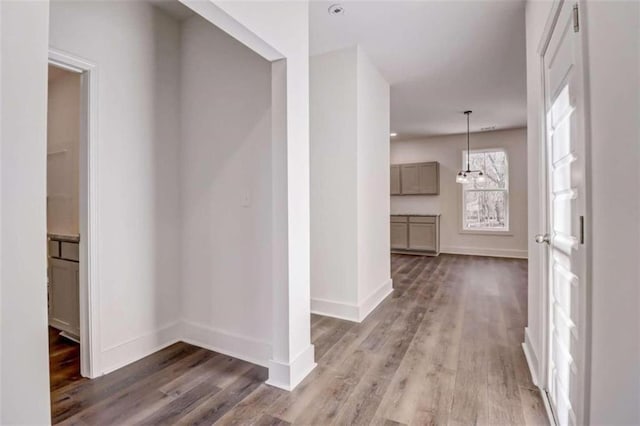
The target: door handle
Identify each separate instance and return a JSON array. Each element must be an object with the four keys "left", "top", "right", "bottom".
[{"left": 535, "top": 233, "right": 550, "bottom": 244}]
